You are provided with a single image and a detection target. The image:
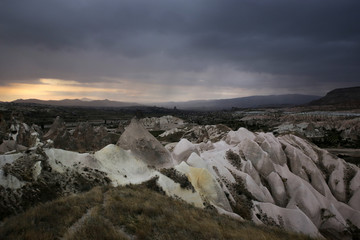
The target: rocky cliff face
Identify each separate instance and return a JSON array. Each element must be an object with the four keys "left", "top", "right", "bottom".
[
  {"left": 0, "top": 148, "right": 110, "bottom": 219},
  {"left": 117, "top": 118, "right": 174, "bottom": 168},
  {"left": 170, "top": 130, "right": 360, "bottom": 239},
  {"left": 0, "top": 117, "right": 359, "bottom": 239},
  {"left": 0, "top": 115, "right": 42, "bottom": 154},
  {"left": 273, "top": 116, "right": 360, "bottom": 149},
  {"left": 239, "top": 111, "right": 360, "bottom": 149},
  {"left": 43, "top": 117, "right": 119, "bottom": 152}
]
